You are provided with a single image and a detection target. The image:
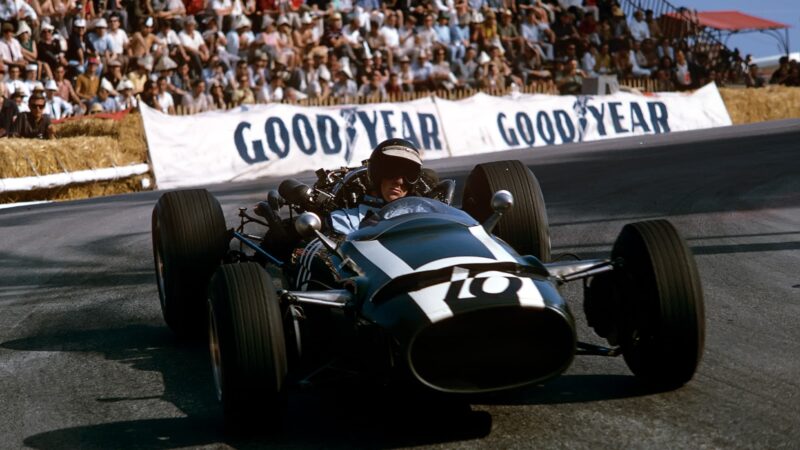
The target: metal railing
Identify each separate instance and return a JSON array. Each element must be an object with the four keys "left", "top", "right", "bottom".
[{"left": 621, "top": 0, "right": 745, "bottom": 79}]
